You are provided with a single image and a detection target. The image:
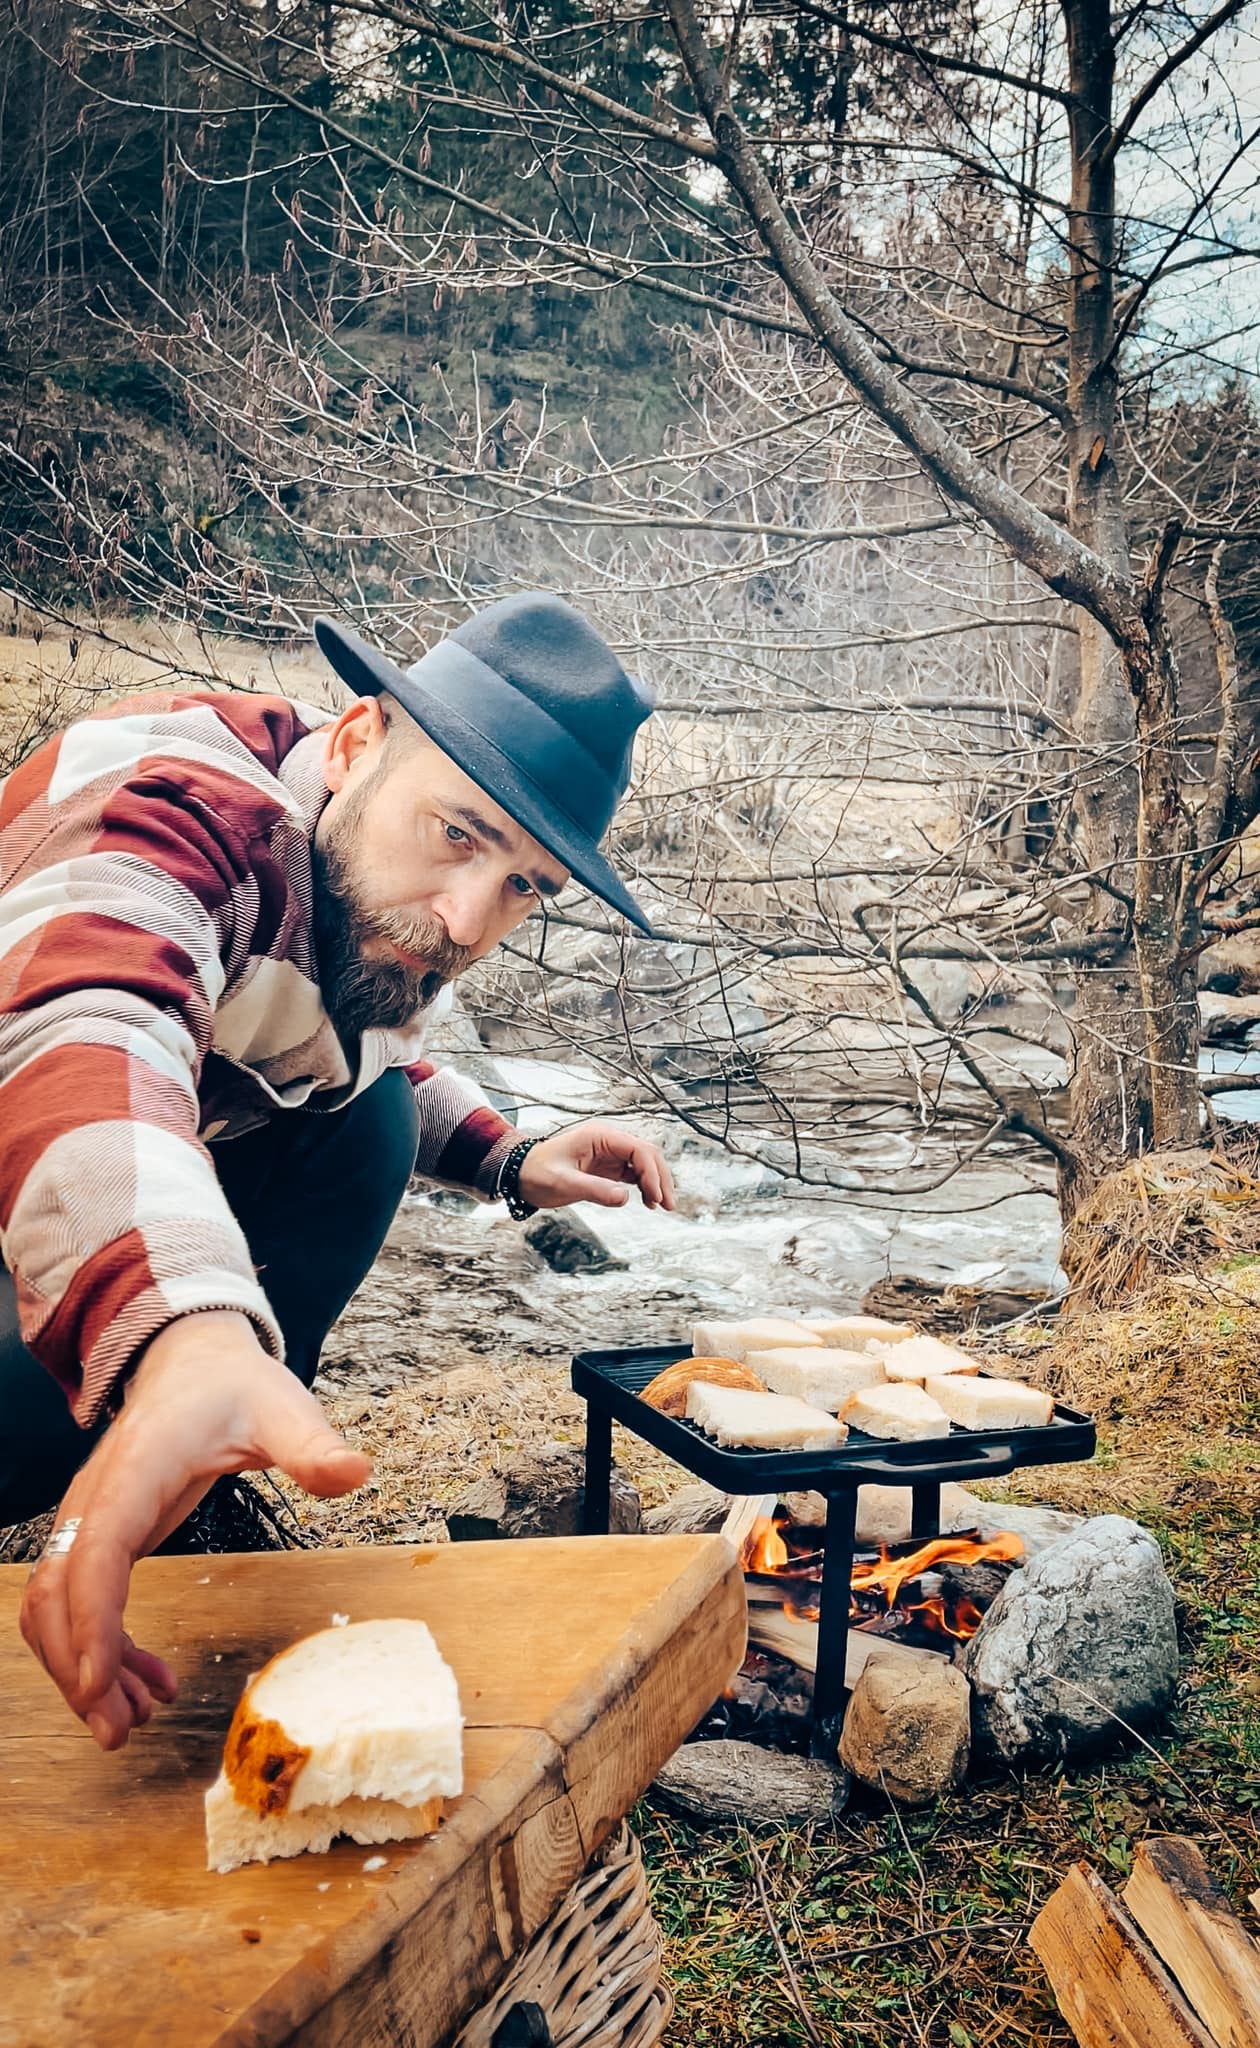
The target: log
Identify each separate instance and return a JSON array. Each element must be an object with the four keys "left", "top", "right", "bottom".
[
  {"left": 1124, "top": 1837, "right": 1260, "bottom": 2048},
  {"left": 746, "top": 1603, "right": 947, "bottom": 1688},
  {"left": 1031, "top": 1862, "right": 1216, "bottom": 2048}
]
